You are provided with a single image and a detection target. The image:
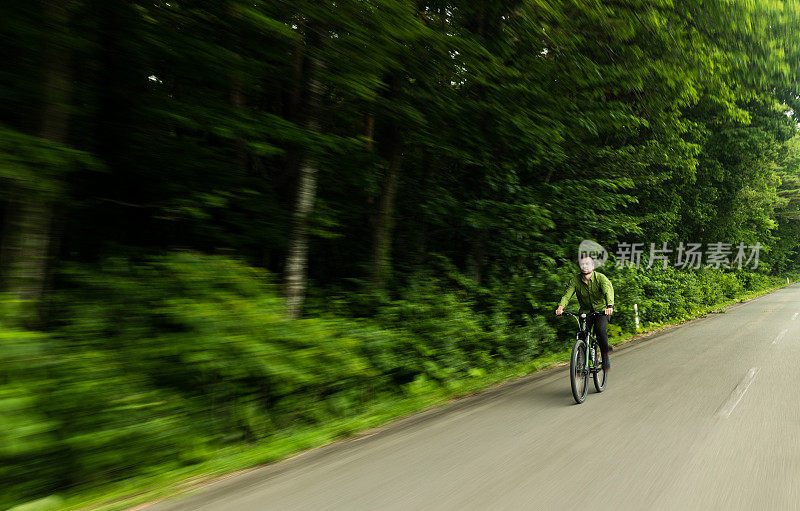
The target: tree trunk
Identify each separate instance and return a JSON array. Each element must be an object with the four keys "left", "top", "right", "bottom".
[
  {"left": 364, "top": 112, "right": 375, "bottom": 150},
  {"left": 369, "top": 71, "right": 404, "bottom": 290},
  {"left": 414, "top": 149, "right": 431, "bottom": 266},
  {"left": 370, "top": 128, "right": 403, "bottom": 289},
  {"left": 284, "top": 54, "right": 323, "bottom": 319},
  {"left": 7, "top": 201, "right": 54, "bottom": 302},
  {"left": 3, "top": 0, "right": 71, "bottom": 317},
  {"left": 228, "top": 4, "right": 249, "bottom": 177},
  {"left": 230, "top": 74, "right": 251, "bottom": 174},
  {"left": 471, "top": 228, "right": 487, "bottom": 284},
  {"left": 286, "top": 34, "right": 305, "bottom": 122},
  {"left": 275, "top": 25, "right": 307, "bottom": 228}
]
